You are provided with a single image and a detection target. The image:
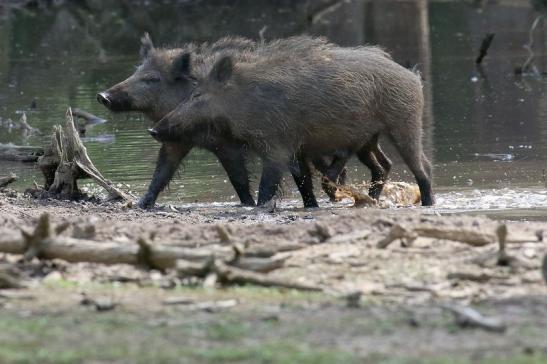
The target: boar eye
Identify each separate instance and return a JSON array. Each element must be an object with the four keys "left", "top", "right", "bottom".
[
  {"left": 192, "top": 92, "right": 202, "bottom": 99},
  {"left": 143, "top": 76, "right": 160, "bottom": 83}
]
